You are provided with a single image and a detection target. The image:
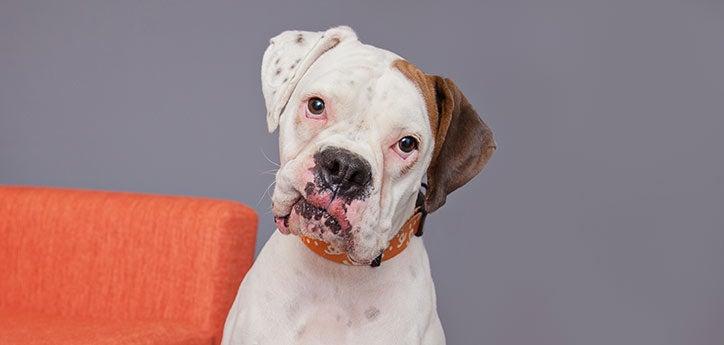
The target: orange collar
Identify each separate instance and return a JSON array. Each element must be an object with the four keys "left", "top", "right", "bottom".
[{"left": 300, "top": 207, "right": 427, "bottom": 267}]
